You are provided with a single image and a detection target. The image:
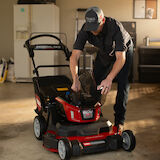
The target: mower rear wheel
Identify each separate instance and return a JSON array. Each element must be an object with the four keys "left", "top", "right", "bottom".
[
  {"left": 58, "top": 138, "right": 72, "bottom": 160},
  {"left": 33, "top": 116, "right": 47, "bottom": 140},
  {"left": 122, "top": 130, "right": 136, "bottom": 151}
]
